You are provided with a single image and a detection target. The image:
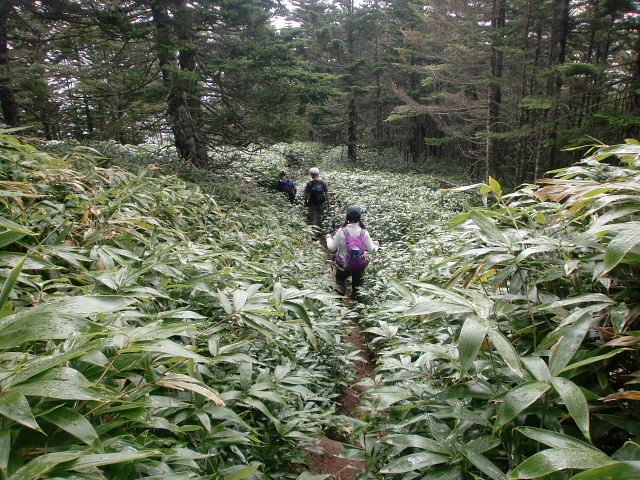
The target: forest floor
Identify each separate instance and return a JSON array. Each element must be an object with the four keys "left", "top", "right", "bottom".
[{"left": 308, "top": 234, "right": 376, "bottom": 479}]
